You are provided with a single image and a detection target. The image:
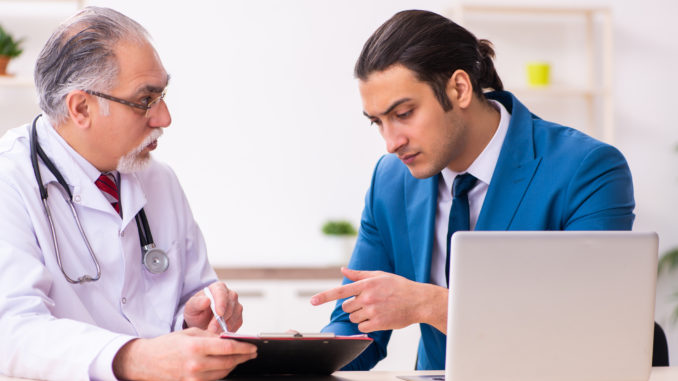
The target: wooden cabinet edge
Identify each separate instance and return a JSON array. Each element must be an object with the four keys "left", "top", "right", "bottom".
[{"left": 215, "top": 266, "right": 343, "bottom": 280}]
